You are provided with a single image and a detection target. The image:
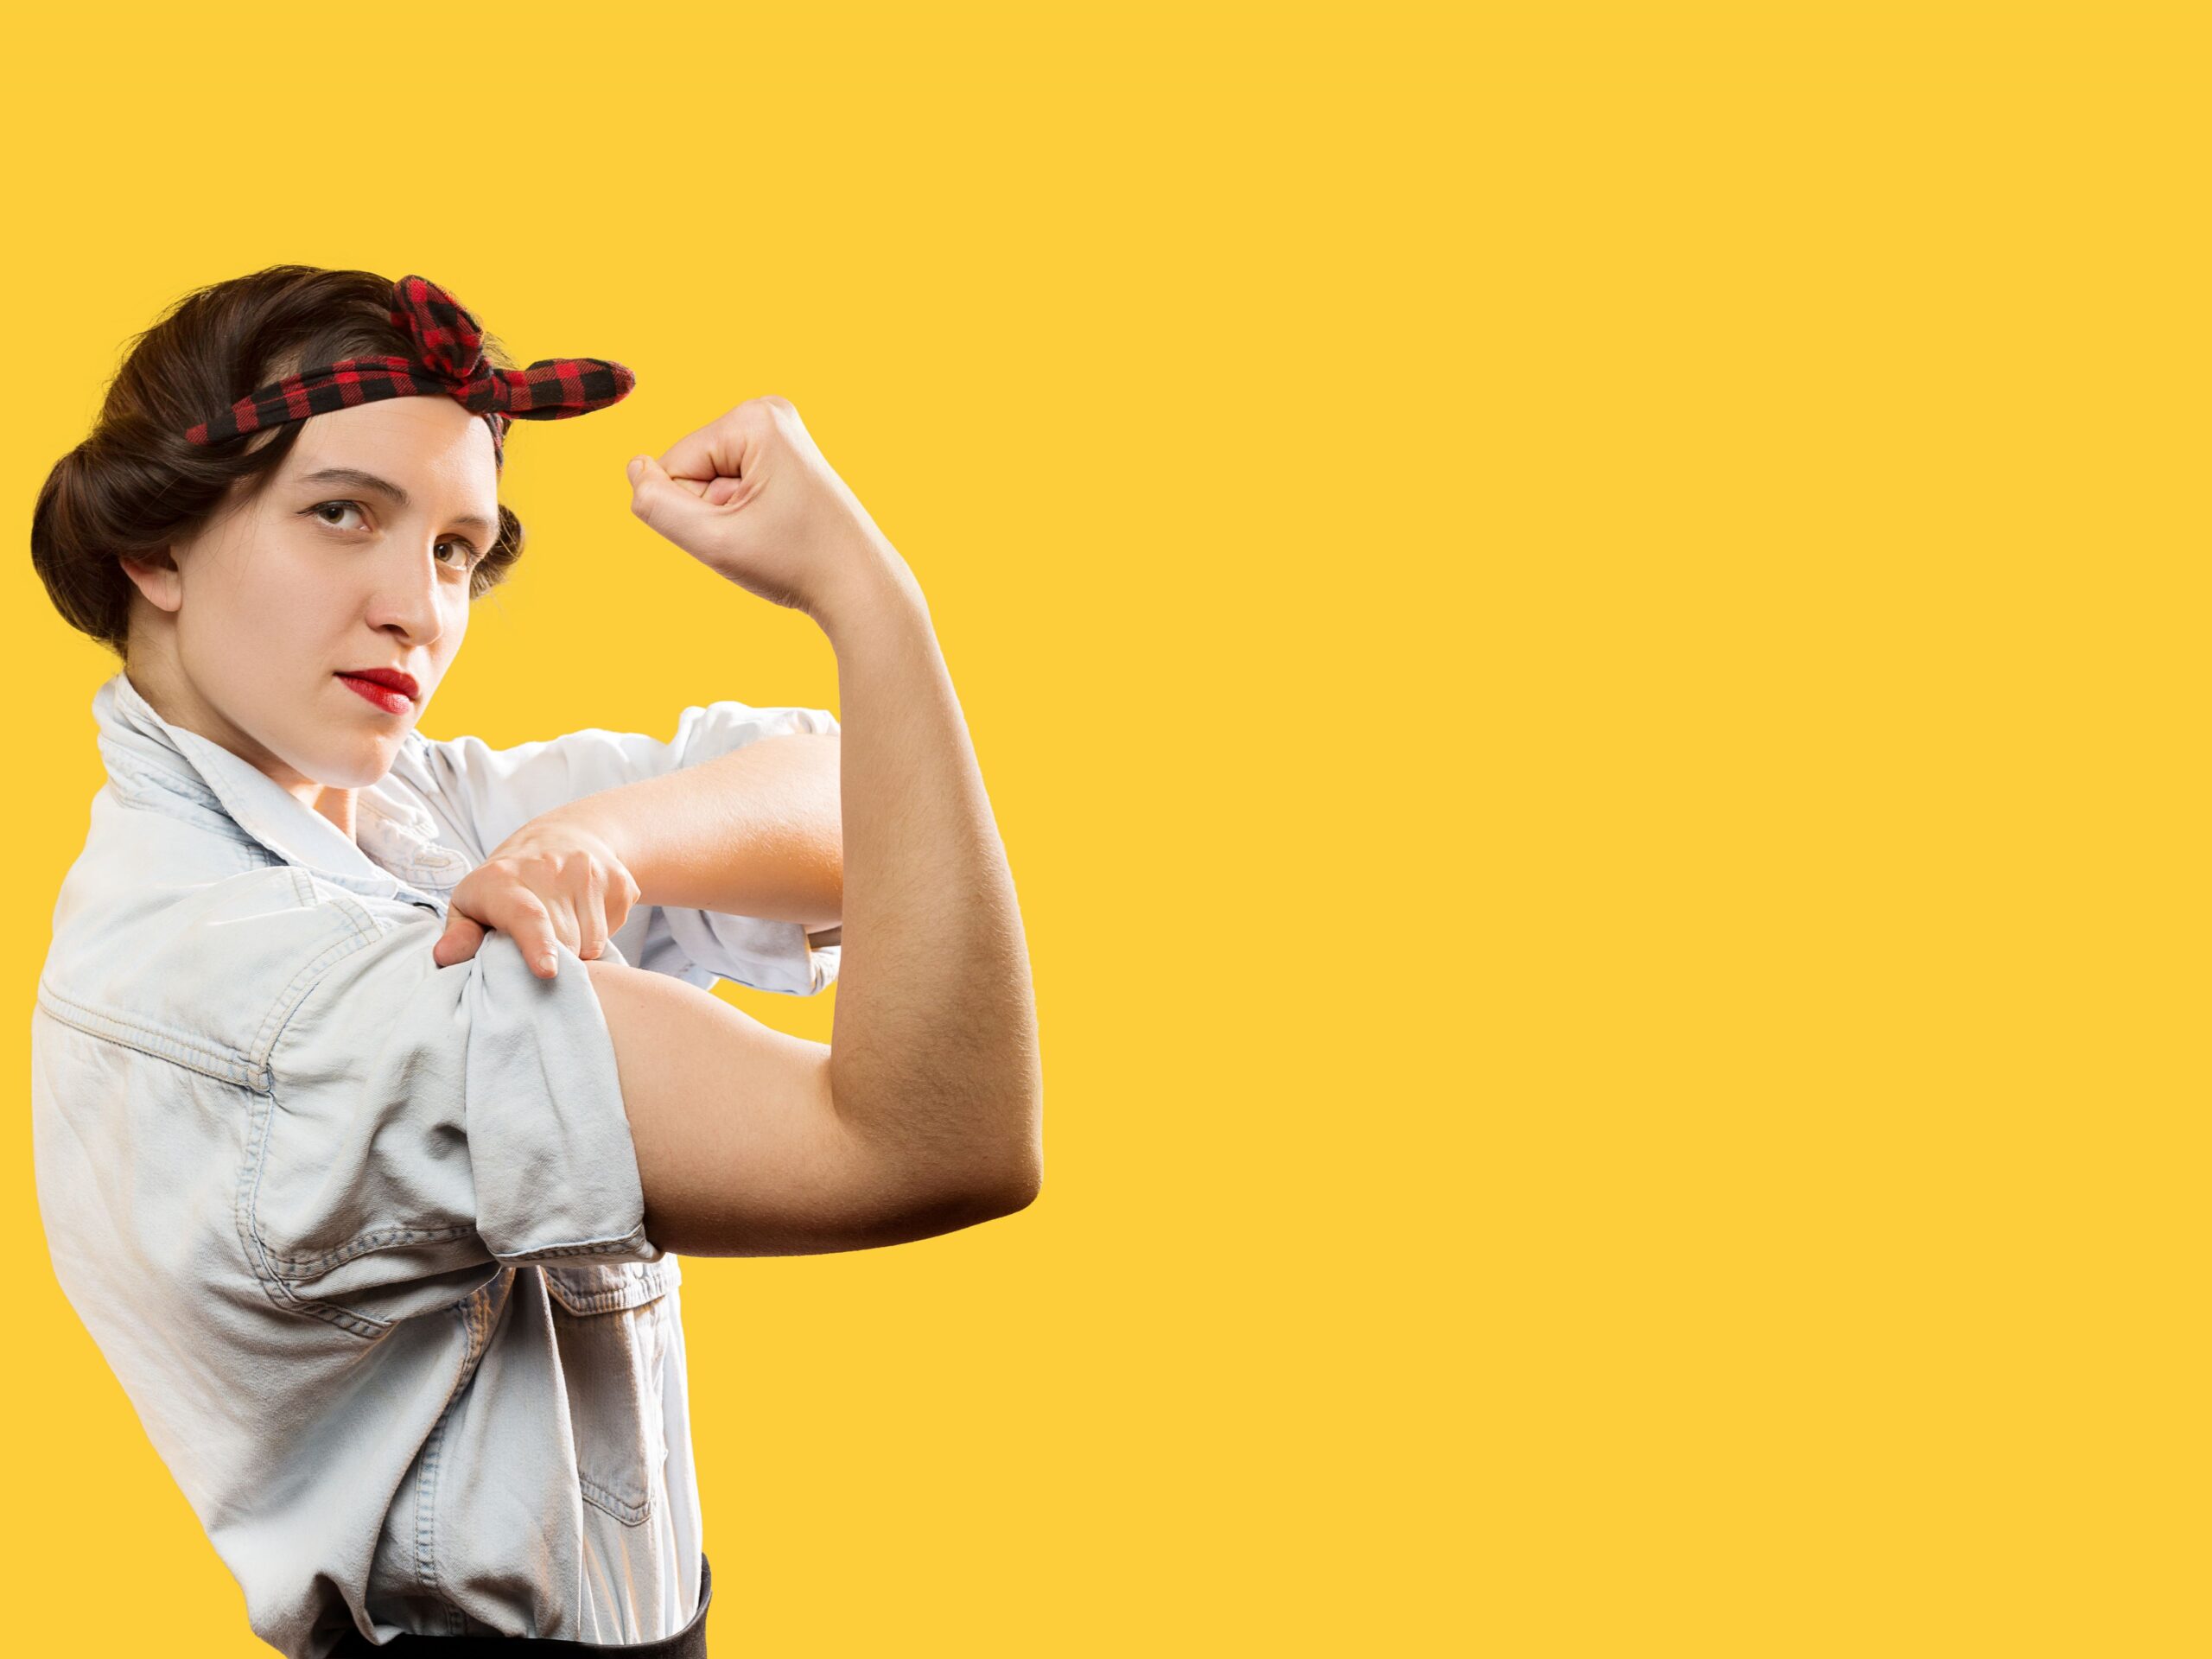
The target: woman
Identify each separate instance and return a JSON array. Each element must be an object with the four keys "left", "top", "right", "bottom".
[{"left": 29, "top": 266, "right": 1042, "bottom": 1658}]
